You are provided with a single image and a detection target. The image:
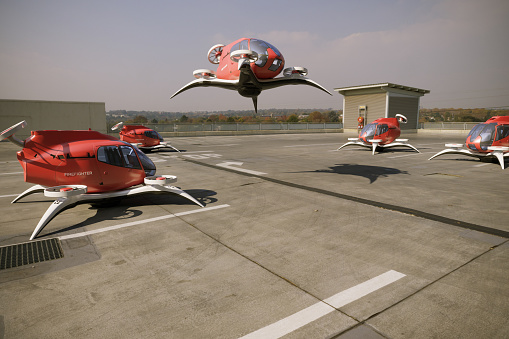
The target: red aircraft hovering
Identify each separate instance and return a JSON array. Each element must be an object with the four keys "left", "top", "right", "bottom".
[
  {"left": 1, "top": 121, "right": 203, "bottom": 240},
  {"left": 428, "top": 116, "right": 509, "bottom": 169},
  {"left": 111, "top": 122, "right": 180, "bottom": 152},
  {"left": 170, "top": 37, "right": 332, "bottom": 113},
  {"left": 337, "top": 114, "right": 419, "bottom": 155}
]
